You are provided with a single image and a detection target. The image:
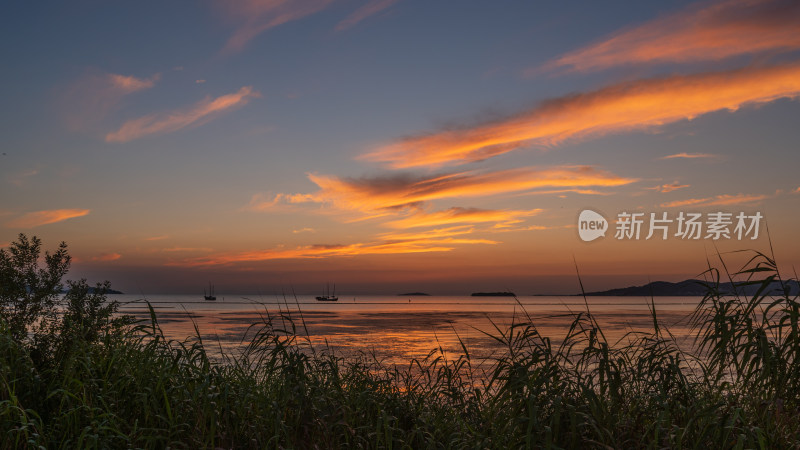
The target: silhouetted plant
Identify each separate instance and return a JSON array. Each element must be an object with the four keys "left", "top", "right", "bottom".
[
  {"left": 0, "top": 234, "right": 69, "bottom": 348},
  {"left": 0, "top": 234, "right": 126, "bottom": 366}
]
